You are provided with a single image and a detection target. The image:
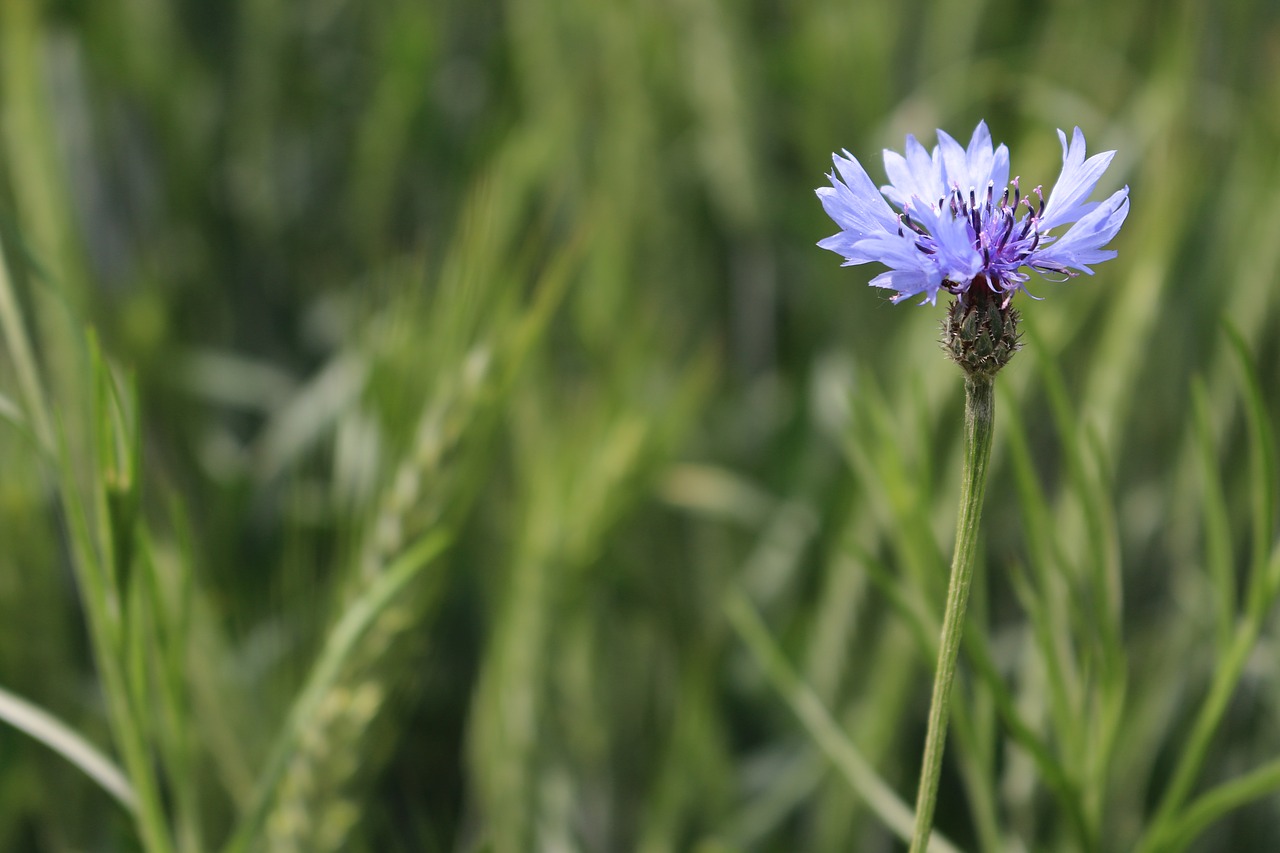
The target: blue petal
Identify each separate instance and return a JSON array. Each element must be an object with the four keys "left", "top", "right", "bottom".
[
  {"left": 831, "top": 150, "right": 895, "bottom": 223},
  {"left": 868, "top": 268, "right": 943, "bottom": 304},
  {"left": 962, "top": 121, "right": 1011, "bottom": 195},
  {"left": 965, "top": 122, "right": 995, "bottom": 187},
  {"left": 1030, "top": 186, "right": 1130, "bottom": 274},
  {"left": 938, "top": 121, "right": 1002, "bottom": 195},
  {"left": 817, "top": 230, "right": 861, "bottom": 260},
  {"left": 882, "top": 134, "right": 943, "bottom": 208},
  {"left": 814, "top": 151, "right": 899, "bottom": 262},
  {"left": 852, "top": 228, "right": 946, "bottom": 303},
  {"left": 813, "top": 180, "right": 891, "bottom": 243},
  {"left": 907, "top": 202, "right": 983, "bottom": 283},
  {"left": 1039, "top": 127, "right": 1118, "bottom": 231},
  {"left": 852, "top": 229, "right": 931, "bottom": 270},
  {"left": 936, "top": 127, "right": 971, "bottom": 192},
  {"left": 989, "top": 144, "right": 1010, "bottom": 195},
  {"left": 817, "top": 229, "right": 885, "bottom": 265}
]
